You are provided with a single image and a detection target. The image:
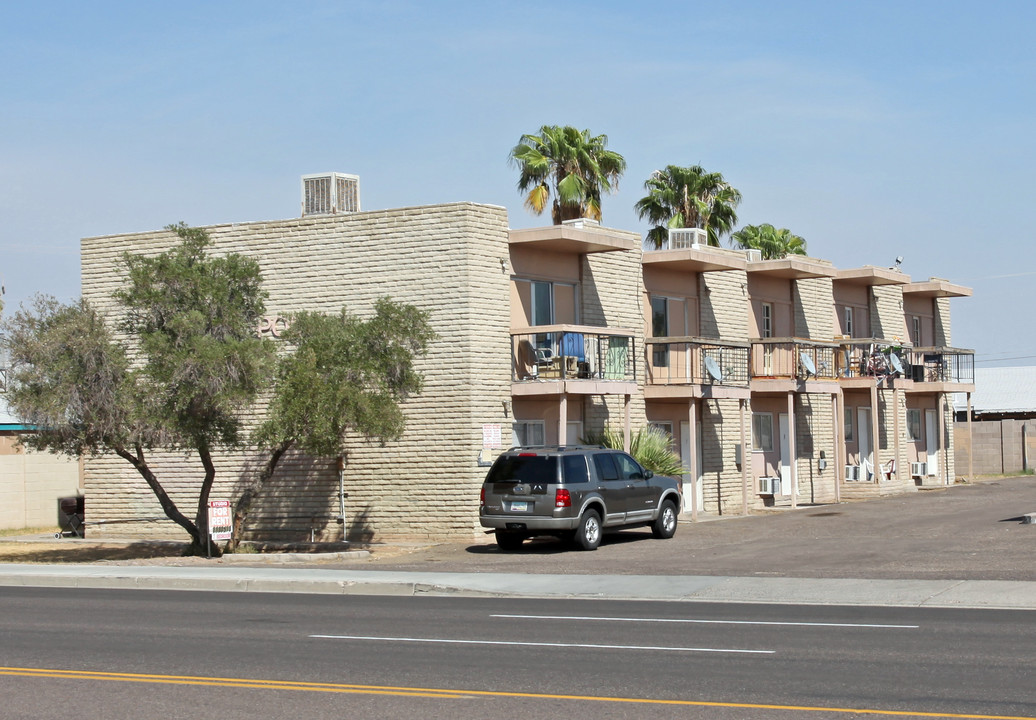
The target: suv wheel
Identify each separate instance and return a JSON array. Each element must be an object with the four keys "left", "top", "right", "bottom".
[
  {"left": 573, "top": 510, "right": 602, "bottom": 551},
  {"left": 651, "top": 499, "right": 678, "bottom": 539},
  {"left": 494, "top": 530, "right": 525, "bottom": 551}
]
